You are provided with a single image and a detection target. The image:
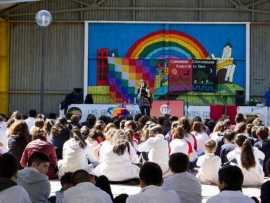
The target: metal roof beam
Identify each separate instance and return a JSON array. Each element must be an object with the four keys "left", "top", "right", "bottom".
[{"left": 6, "top": 6, "right": 270, "bottom": 18}]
